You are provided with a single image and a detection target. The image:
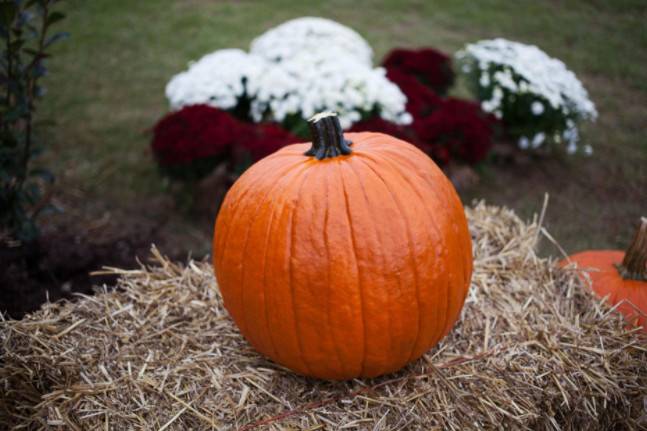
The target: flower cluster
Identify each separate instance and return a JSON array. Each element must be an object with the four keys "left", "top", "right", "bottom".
[
  {"left": 250, "top": 17, "right": 373, "bottom": 66},
  {"left": 349, "top": 117, "right": 422, "bottom": 147},
  {"left": 413, "top": 98, "right": 495, "bottom": 165},
  {"left": 152, "top": 105, "right": 237, "bottom": 166},
  {"left": 165, "top": 49, "right": 264, "bottom": 112},
  {"left": 238, "top": 122, "right": 301, "bottom": 161},
  {"left": 382, "top": 48, "right": 455, "bottom": 95},
  {"left": 456, "top": 38, "right": 597, "bottom": 154},
  {"left": 151, "top": 105, "right": 299, "bottom": 180},
  {"left": 382, "top": 67, "right": 496, "bottom": 166},
  {"left": 165, "top": 18, "right": 410, "bottom": 132},
  {"left": 248, "top": 51, "right": 411, "bottom": 129},
  {"left": 385, "top": 69, "right": 442, "bottom": 119}
]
